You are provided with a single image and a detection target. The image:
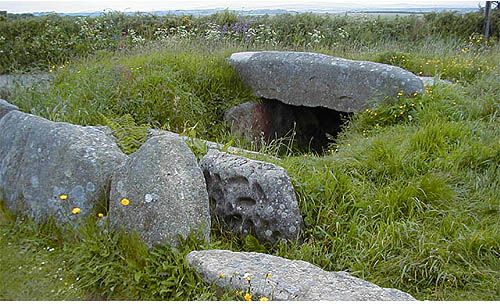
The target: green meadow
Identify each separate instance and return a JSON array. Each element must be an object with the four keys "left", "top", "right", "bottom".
[{"left": 0, "top": 9, "right": 499, "bottom": 300}]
